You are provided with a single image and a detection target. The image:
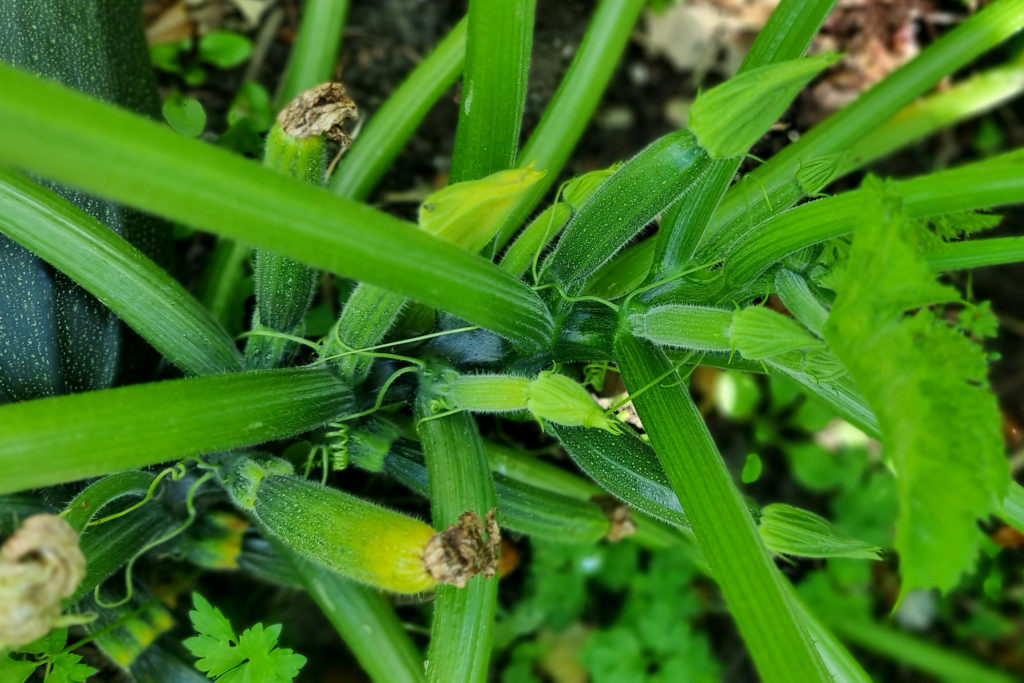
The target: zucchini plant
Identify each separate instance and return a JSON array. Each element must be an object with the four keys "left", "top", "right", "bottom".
[{"left": 1, "top": 0, "right": 1023, "bottom": 681}]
